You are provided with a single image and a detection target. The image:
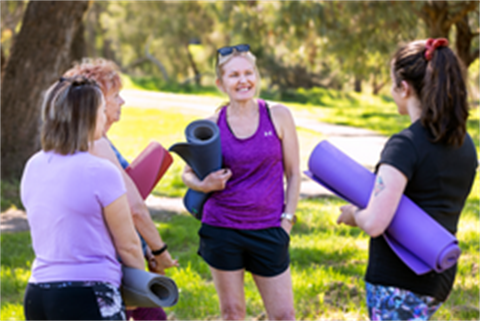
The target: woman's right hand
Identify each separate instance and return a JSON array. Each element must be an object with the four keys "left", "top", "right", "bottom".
[
  {"left": 200, "top": 168, "right": 232, "bottom": 193},
  {"left": 182, "top": 165, "right": 232, "bottom": 193}
]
